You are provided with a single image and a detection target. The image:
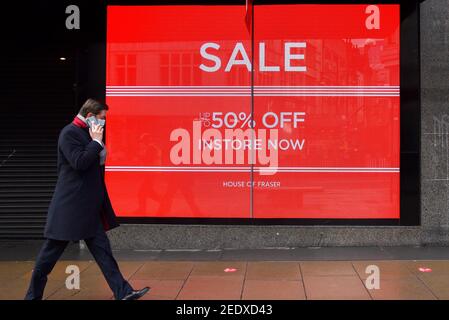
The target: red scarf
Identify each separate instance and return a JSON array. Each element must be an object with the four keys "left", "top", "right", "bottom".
[{"left": 72, "top": 116, "right": 87, "bottom": 128}]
